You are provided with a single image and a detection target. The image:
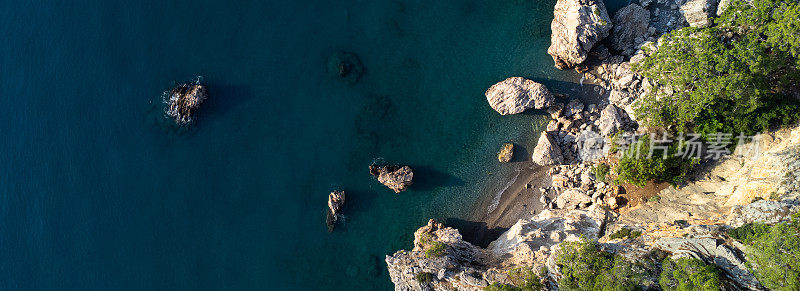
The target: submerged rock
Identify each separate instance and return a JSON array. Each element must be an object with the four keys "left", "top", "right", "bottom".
[
  {"left": 532, "top": 131, "right": 564, "bottom": 165},
  {"left": 485, "top": 77, "right": 555, "bottom": 115},
  {"left": 497, "top": 143, "right": 515, "bottom": 163},
  {"left": 326, "top": 51, "right": 365, "bottom": 84},
  {"left": 370, "top": 164, "right": 414, "bottom": 193},
  {"left": 548, "top": 0, "right": 613, "bottom": 69},
  {"left": 164, "top": 80, "right": 208, "bottom": 125},
  {"left": 326, "top": 190, "right": 346, "bottom": 232}
]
